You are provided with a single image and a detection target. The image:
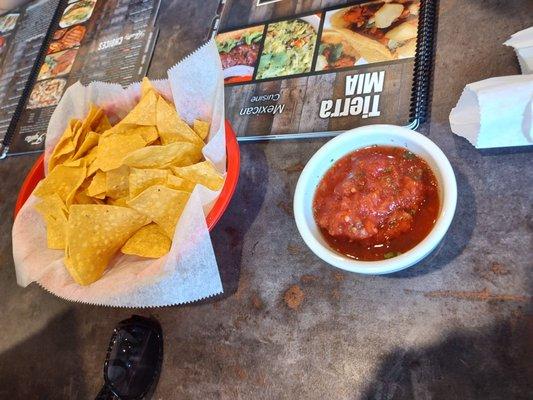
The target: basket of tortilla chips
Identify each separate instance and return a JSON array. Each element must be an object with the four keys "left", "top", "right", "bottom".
[{"left": 12, "top": 41, "right": 237, "bottom": 307}]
